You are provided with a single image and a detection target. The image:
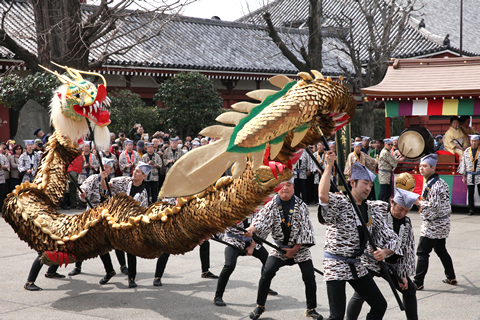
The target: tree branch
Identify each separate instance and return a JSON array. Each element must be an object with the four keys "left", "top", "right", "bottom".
[
  {"left": 262, "top": 12, "right": 307, "bottom": 72},
  {"left": 0, "top": 30, "right": 41, "bottom": 73},
  {"left": 307, "top": 0, "right": 322, "bottom": 71}
]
